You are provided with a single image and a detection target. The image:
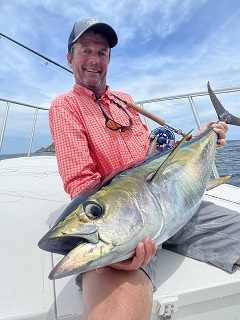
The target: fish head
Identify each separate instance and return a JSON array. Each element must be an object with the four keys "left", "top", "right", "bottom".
[{"left": 38, "top": 183, "right": 144, "bottom": 278}]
